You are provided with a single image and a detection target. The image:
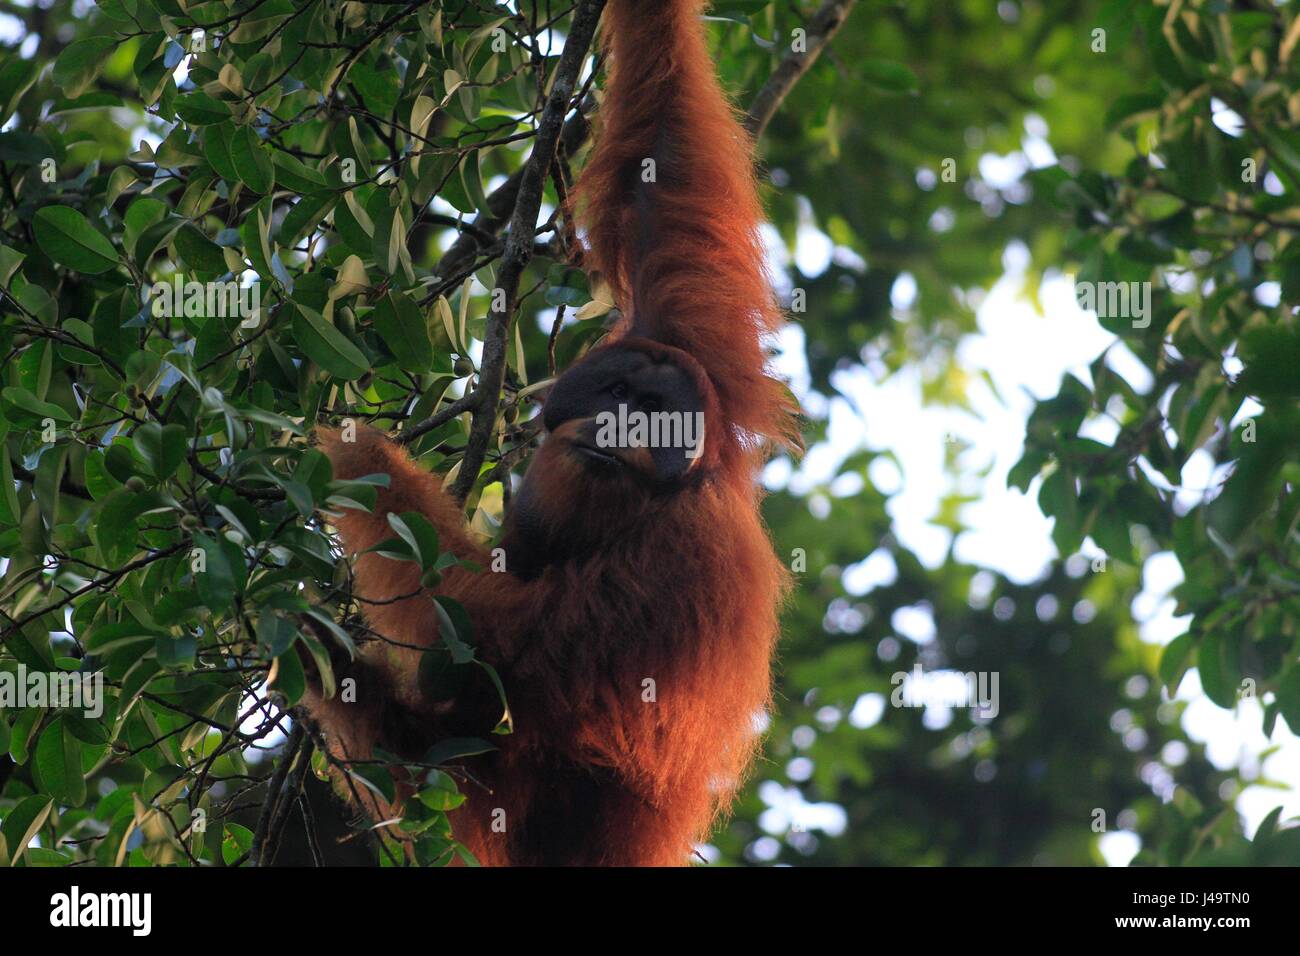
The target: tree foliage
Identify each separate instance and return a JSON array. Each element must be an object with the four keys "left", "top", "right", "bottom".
[
  {"left": 718, "top": 0, "right": 1300, "bottom": 867},
  {"left": 1, "top": 0, "right": 1299, "bottom": 867}
]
